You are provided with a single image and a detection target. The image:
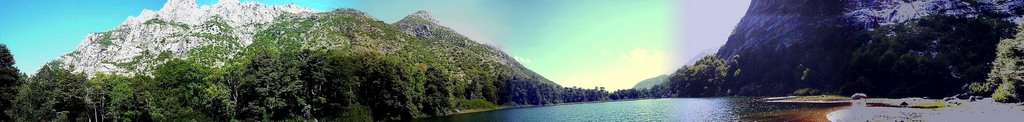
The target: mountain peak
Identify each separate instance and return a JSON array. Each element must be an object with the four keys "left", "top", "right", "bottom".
[
  {"left": 404, "top": 10, "right": 440, "bottom": 24},
  {"left": 162, "top": 0, "right": 198, "bottom": 12},
  {"left": 218, "top": 0, "right": 240, "bottom": 4}
]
